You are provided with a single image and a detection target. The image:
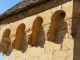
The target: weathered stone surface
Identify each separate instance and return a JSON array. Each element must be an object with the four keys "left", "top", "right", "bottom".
[
  {"left": 67, "top": 49, "right": 73, "bottom": 60},
  {"left": 26, "top": 47, "right": 42, "bottom": 58},
  {"left": 39, "top": 53, "right": 52, "bottom": 60},
  {"left": 62, "top": 39, "right": 74, "bottom": 51},
  {"left": 44, "top": 41, "right": 61, "bottom": 54},
  {"left": 50, "top": 5, "right": 61, "bottom": 14},
  {"left": 62, "top": 1, "right": 73, "bottom": 19},
  {"left": 74, "top": 39, "right": 80, "bottom": 60},
  {"left": 75, "top": 21, "right": 80, "bottom": 39},
  {"left": 73, "top": 1, "right": 80, "bottom": 60},
  {"left": 23, "top": 15, "right": 37, "bottom": 28},
  {"left": 36, "top": 9, "right": 52, "bottom": 21},
  {"left": 0, "top": 1, "right": 74, "bottom": 60},
  {"left": 52, "top": 51, "right": 66, "bottom": 60},
  {"left": 73, "top": 1, "right": 80, "bottom": 18}
]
